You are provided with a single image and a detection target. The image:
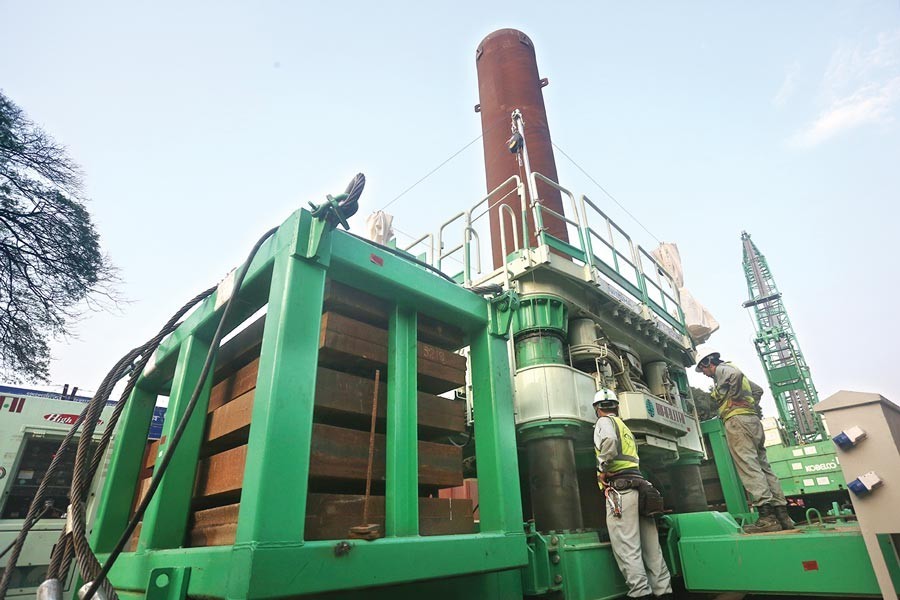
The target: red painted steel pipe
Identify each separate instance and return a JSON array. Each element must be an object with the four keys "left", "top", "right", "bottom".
[{"left": 476, "top": 29, "right": 569, "bottom": 269}]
